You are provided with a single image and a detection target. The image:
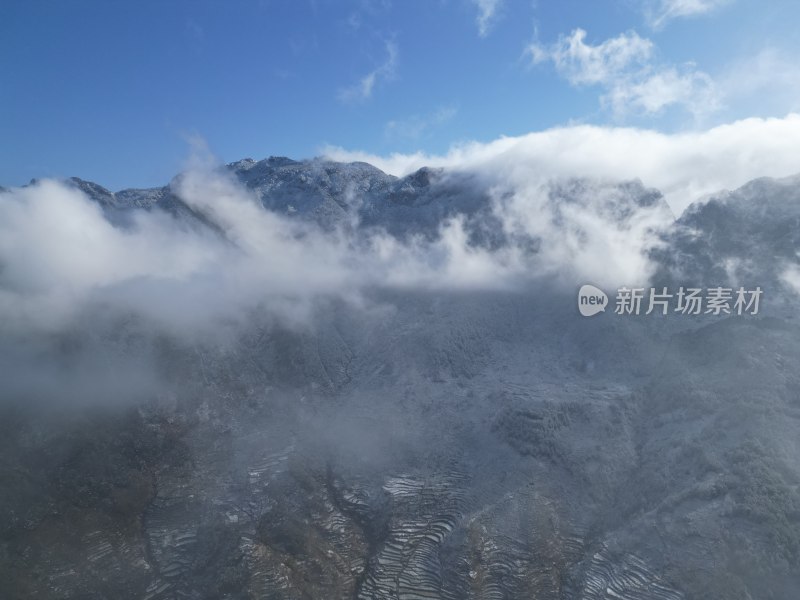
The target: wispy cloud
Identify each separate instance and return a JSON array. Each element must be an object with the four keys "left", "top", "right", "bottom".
[
  {"left": 385, "top": 105, "right": 458, "bottom": 140},
  {"left": 644, "top": 0, "right": 732, "bottom": 29},
  {"left": 526, "top": 28, "right": 653, "bottom": 86},
  {"left": 338, "top": 40, "right": 398, "bottom": 103},
  {"left": 473, "top": 0, "right": 503, "bottom": 37},
  {"left": 526, "top": 28, "right": 719, "bottom": 118},
  {"left": 719, "top": 48, "right": 800, "bottom": 114},
  {"left": 604, "top": 65, "right": 718, "bottom": 116},
  {"left": 345, "top": 0, "right": 392, "bottom": 32},
  {"left": 185, "top": 19, "right": 204, "bottom": 41}
]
